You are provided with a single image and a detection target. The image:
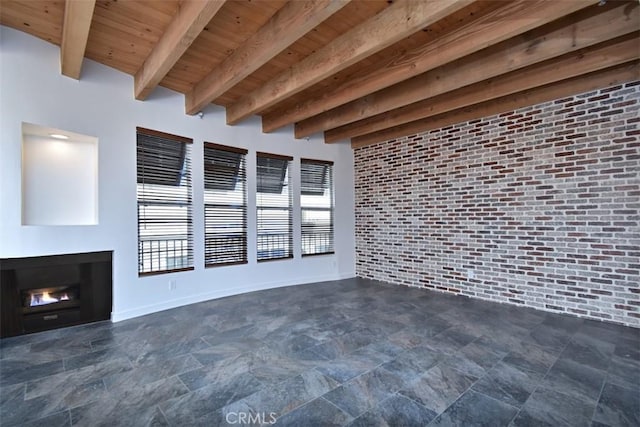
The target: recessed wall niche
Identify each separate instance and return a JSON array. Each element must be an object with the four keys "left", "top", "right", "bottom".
[{"left": 21, "top": 122, "right": 98, "bottom": 225}]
